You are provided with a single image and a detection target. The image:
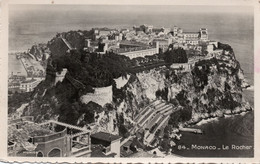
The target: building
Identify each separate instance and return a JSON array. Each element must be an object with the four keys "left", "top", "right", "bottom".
[
  {"left": 173, "top": 26, "right": 178, "bottom": 36},
  {"left": 8, "top": 74, "right": 26, "bottom": 82},
  {"left": 208, "top": 41, "right": 218, "bottom": 48},
  {"left": 93, "top": 28, "right": 116, "bottom": 40},
  {"left": 134, "top": 24, "right": 153, "bottom": 34},
  {"left": 185, "top": 39, "right": 199, "bottom": 45},
  {"left": 20, "top": 79, "right": 41, "bottom": 92},
  {"left": 152, "top": 28, "right": 163, "bottom": 35},
  {"left": 199, "top": 28, "right": 208, "bottom": 41},
  {"left": 176, "top": 28, "right": 208, "bottom": 42},
  {"left": 90, "top": 131, "right": 121, "bottom": 157},
  {"left": 177, "top": 28, "right": 183, "bottom": 35},
  {"left": 85, "top": 39, "right": 91, "bottom": 48},
  {"left": 183, "top": 32, "right": 200, "bottom": 40},
  {"left": 153, "top": 38, "right": 172, "bottom": 53},
  {"left": 171, "top": 63, "right": 193, "bottom": 72},
  {"left": 207, "top": 44, "right": 214, "bottom": 53},
  {"left": 112, "top": 40, "right": 159, "bottom": 59},
  {"left": 114, "top": 46, "right": 159, "bottom": 59},
  {"left": 8, "top": 82, "right": 21, "bottom": 93},
  {"left": 119, "top": 40, "right": 147, "bottom": 48},
  {"left": 139, "top": 24, "right": 153, "bottom": 33},
  {"left": 8, "top": 117, "right": 92, "bottom": 157},
  {"left": 162, "top": 27, "right": 171, "bottom": 34}
]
